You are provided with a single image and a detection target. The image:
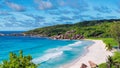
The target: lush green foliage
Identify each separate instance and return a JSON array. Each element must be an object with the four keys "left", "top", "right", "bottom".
[
  {"left": 99, "top": 63, "right": 107, "bottom": 68},
  {"left": 25, "top": 24, "right": 72, "bottom": 36},
  {"left": 25, "top": 19, "right": 120, "bottom": 38},
  {"left": 73, "top": 22, "right": 112, "bottom": 38},
  {"left": 101, "top": 38, "right": 118, "bottom": 47},
  {"left": 112, "top": 52, "right": 120, "bottom": 63},
  {"left": 89, "top": 38, "right": 118, "bottom": 47},
  {"left": 110, "top": 23, "right": 120, "bottom": 49},
  {"left": 0, "top": 51, "right": 37, "bottom": 68},
  {"left": 99, "top": 52, "right": 120, "bottom": 68}
]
